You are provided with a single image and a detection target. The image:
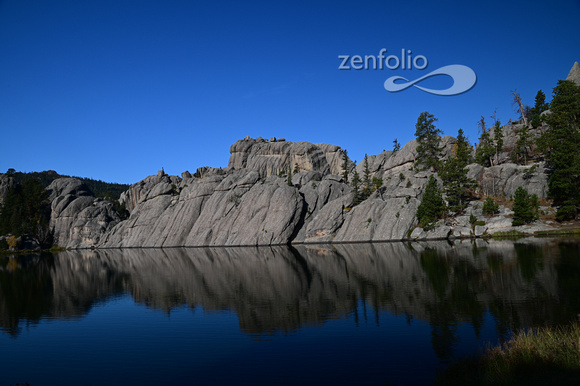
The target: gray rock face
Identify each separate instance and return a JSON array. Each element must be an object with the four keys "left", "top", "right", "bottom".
[
  {"left": 476, "top": 162, "right": 548, "bottom": 198},
  {"left": 0, "top": 174, "right": 15, "bottom": 207},
  {"left": 228, "top": 137, "right": 346, "bottom": 177},
  {"left": 47, "top": 178, "right": 121, "bottom": 248},
  {"left": 119, "top": 171, "right": 181, "bottom": 213},
  {"left": 566, "top": 61, "right": 580, "bottom": 86},
  {"left": 44, "top": 133, "right": 560, "bottom": 248},
  {"left": 333, "top": 196, "right": 419, "bottom": 242},
  {"left": 100, "top": 169, "right": 304, "bottom": 247}
]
